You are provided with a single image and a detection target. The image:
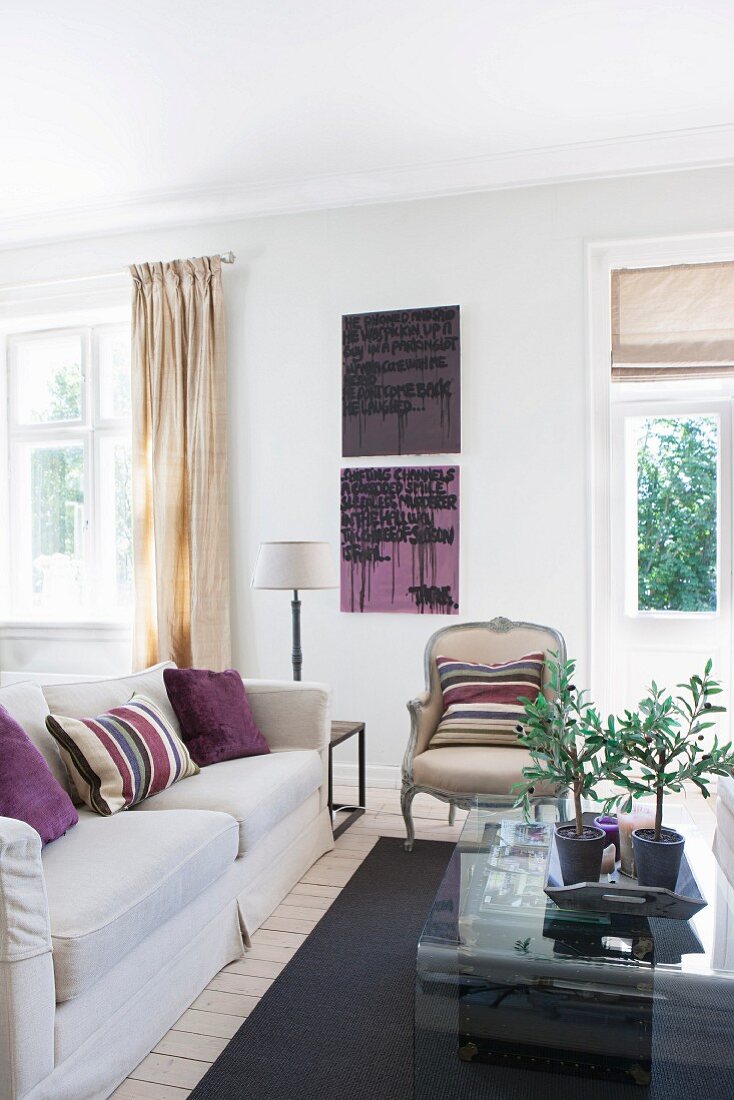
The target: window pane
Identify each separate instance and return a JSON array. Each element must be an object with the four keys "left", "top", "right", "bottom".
[
  {"left": 98, "top": 436, "right": 133, "bottom": 610},
  {"left": 30, "top": 444, "right": 86, "bottom": 612},
  {"left": 113, "top": 441, "right": 133, "bottom": 606},
  {"left": 637, "top": 415, "right": 718, "bottom": 612},
  {"left": 98, "top": 328, "right": 131, "bottom": 419},
  {"left": 14, "top": 335, "right": 83, "bottom": 423}
]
